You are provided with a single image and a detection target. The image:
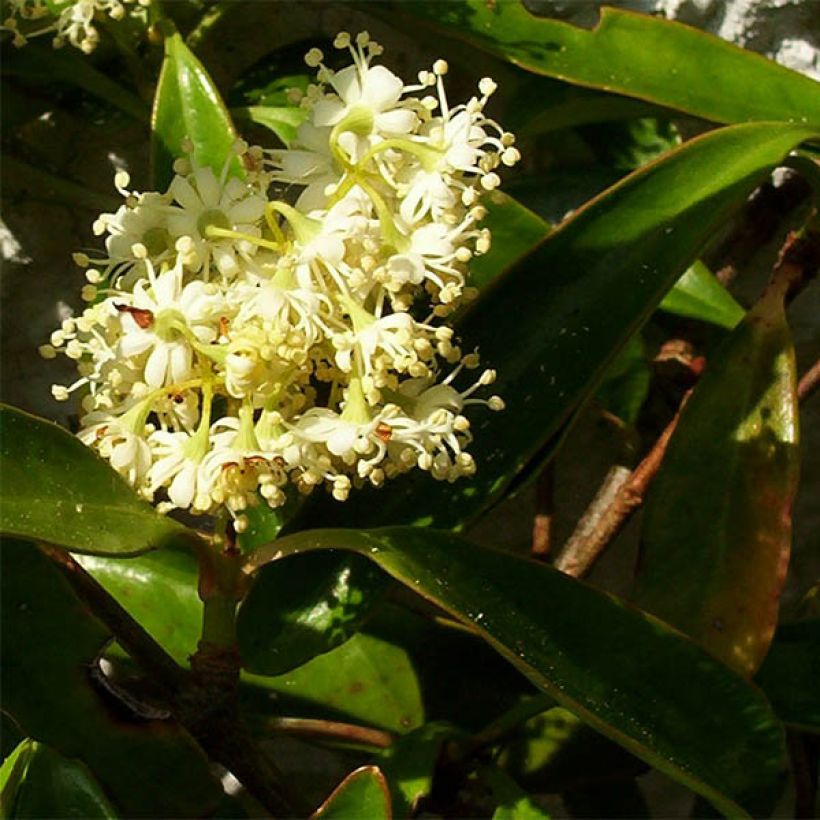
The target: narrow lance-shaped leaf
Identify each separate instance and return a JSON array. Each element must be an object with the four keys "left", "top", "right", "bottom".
[
  {"left": 313, "top": 766, "right": 392, "bottom": 819},
  {"left": 286, "top": 122, "right": 817, "bottom": 532},
  {"left": 151, "top": 31, "right": 241, "bottom": 189},
  {"left": 246, "top": 527, "right": 787, "bottom": 817},
  {"left": 394, "top": 1, "right": 820, "bottom": 127},
  {"left": 0, "top": 538, "right": 222, "bottom": 817},
  {"left": 0, "top": 405, "right": 194, "bottom": 555},
  {"left": 634, "top": 274, "right": 799, "bottom": 677}
]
